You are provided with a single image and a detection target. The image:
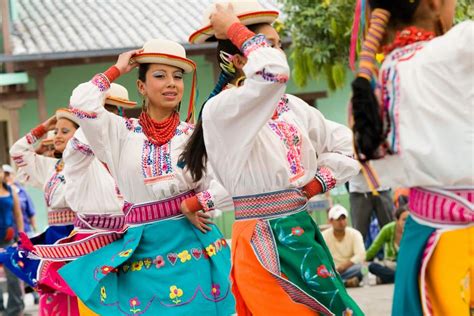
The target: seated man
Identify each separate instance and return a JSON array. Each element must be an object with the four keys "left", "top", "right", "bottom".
[
  {"left": 366, "top": 205, "right": 410, "bottom": 284},
  {"left": 323, "top": 204, "right": 366, "bottom": 287}
]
